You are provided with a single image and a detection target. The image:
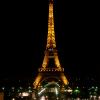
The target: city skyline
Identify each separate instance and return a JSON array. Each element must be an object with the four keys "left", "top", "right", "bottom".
[{"left": 0, "top": 0, "right": 100, "bottom": 82}]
